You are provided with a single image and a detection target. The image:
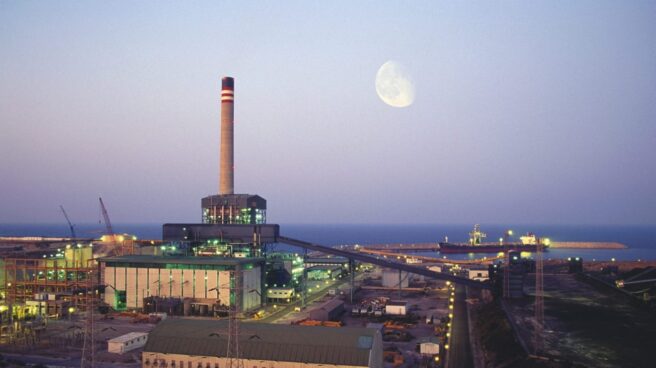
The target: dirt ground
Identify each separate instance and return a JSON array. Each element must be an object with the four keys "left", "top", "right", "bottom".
[
  {"left": 507, "top": 266, "right": 656, "bottom": 368},
  {"left": 0, "top": 315, "right": 155, "bottom": 365}
]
